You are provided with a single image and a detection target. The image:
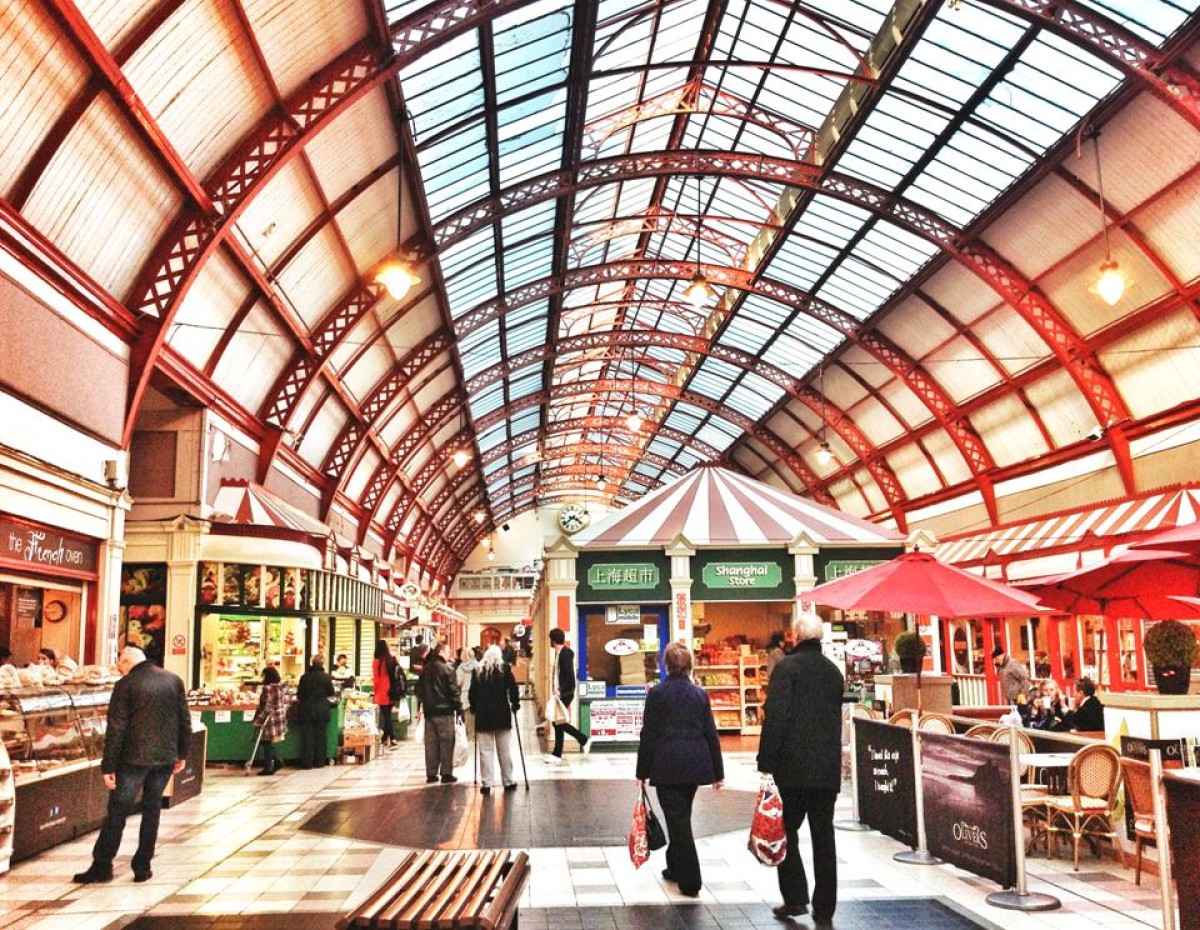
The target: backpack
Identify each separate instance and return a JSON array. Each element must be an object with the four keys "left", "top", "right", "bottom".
[{"left": 388, "top": 659, "right": 406, "bottom": 702}]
